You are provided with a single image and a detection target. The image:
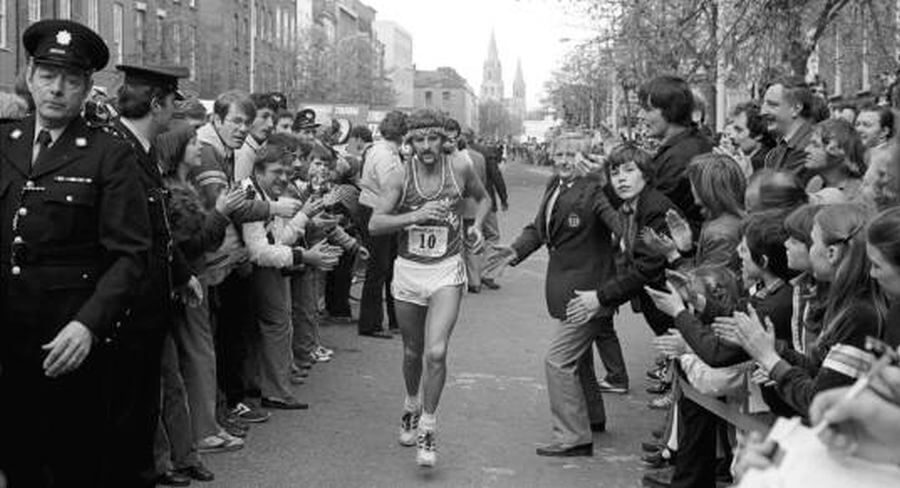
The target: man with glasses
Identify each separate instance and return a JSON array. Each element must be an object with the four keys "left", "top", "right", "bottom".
[
  {"left": 192, "top": 90, "right": 301, "bottom": 435},
  {"left": 370, "top": 110, "right": 490, "bottom": 467},
  {"left": 0, "top": 20, "right": 151, "bottom": 486}
]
